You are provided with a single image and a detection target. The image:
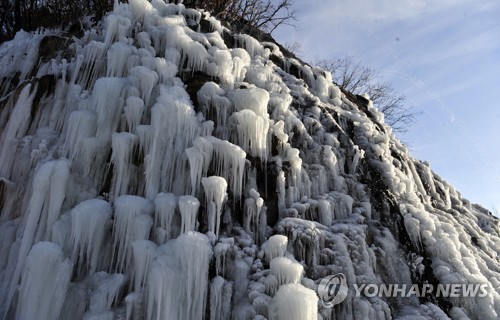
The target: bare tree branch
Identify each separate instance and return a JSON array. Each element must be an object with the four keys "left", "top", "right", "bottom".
[
  {"left": 316, "top": 55, "right": 419, "bottom": 134},
  {"left": 185, "top": 0, "right": 297, "bottom": 34}
]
